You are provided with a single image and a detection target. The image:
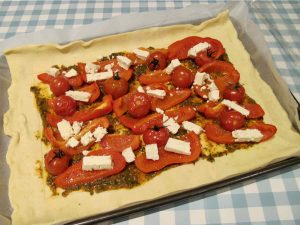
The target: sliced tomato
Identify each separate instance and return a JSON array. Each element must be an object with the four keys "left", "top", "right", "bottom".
[
  {"left": 101, "top": 134, "right": 140, "bottom": 152},
  {"left": 78, "top": 82, "right": 100, "bottom": 103},
  {"left": 37, "top": 73, "right": 53, "bottom": 84},
  {"left": 193, "top": 85, "right": 210, "bottom": 99},
  {"left": 65, "top": 95, "right": 113, "bottom": 122},
  {"left": 248, "top": 122, "right": 277, "bottom": 142},
  {"left": 151, "top": 89, "right": 191, "bottom": 111},
  {"left": 135, "top": 132, "right": 201, "bottom": 173},
  {"left": 197, "top": 102, "right": 227, "bottom": 119},
  {"left": 55, "top": 149, "right": 126, "bottom": 189},
  {"left": 165, "top": 106, "right": 196, "bottom": 123},
  {"left": 200, "top": 61, "right": 240, "bottom": 94},
  {"left": 138, "top": 70, "right": 171, "bottom": 85},
  {"left": 113, "top": 92, "right": 134, "bottom": 117},
  {"left": 244, "top": 103, "right": 265, "bottom": 119},
  {"left": 205, "top": 123, "right": 235, "bottom": 144},
  {"left": 168, "top": 36, "right": 225, "bottom": 60}
]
